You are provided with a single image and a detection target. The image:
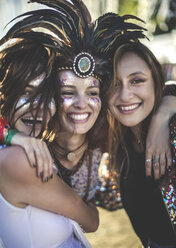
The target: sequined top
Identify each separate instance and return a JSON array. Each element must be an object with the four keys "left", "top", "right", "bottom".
[
  {"left": 161, "top": 114, "right": 176, "bottom": 226},
  {"left": 70, "top": 148, "right": 102, "bottom": 200},
  {"left": 56, "top": 148, "right": 102, "bottom": 201}
]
